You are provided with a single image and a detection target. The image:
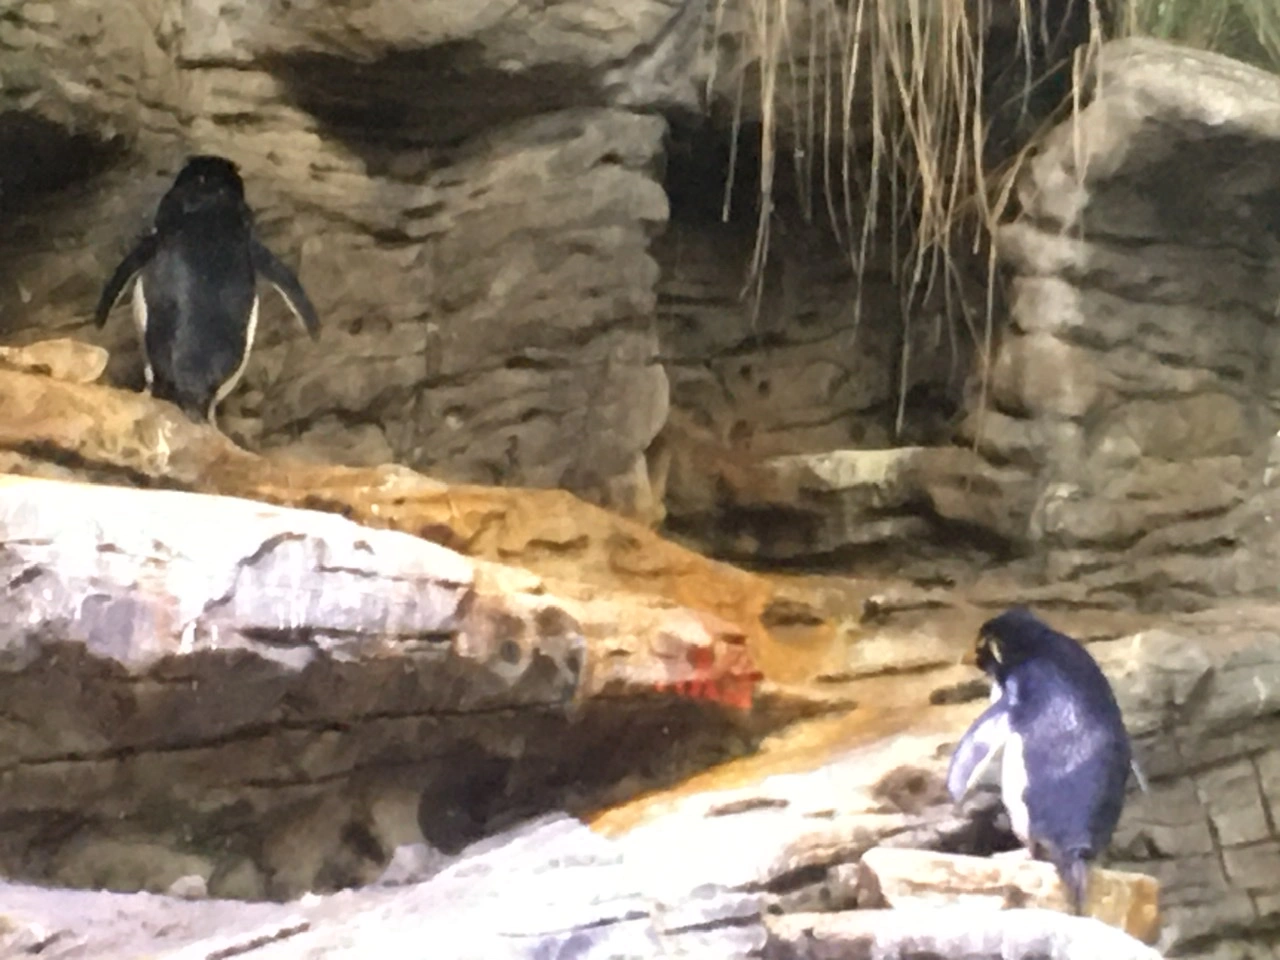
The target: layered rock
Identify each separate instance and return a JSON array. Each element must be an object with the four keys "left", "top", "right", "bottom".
[
  {"left": 957, "top": 39, "right": 1280, "bottom": 605},
  {"left": 662, "top": 38, "right": 1280, "bottom": 599},
  {"left": 0, "top": 360, "right": 777, "bottom": 690},
  {"left": 1098, "top": 610, "right": 1280, "bottom": 957},
  {"left": 6, "top": 359, "right": 1280, "bottom": 955},
  {"left": 0, "top": 472, "right": 768, "bottom": 898},
  {"left": 0, "top": 0, "right": 706, "bottom": 520},
  {"left": 652, "top": 443, "right": 1031, "bottom": 566}
]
